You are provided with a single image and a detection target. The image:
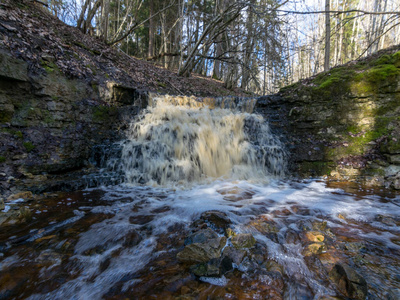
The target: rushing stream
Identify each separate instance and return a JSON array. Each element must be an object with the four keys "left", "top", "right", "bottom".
[{"left": 1, "top": 96, "right": 400, "bottom": 299}]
